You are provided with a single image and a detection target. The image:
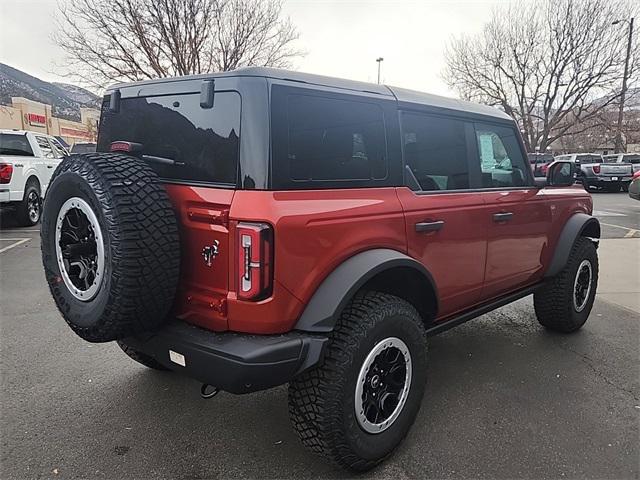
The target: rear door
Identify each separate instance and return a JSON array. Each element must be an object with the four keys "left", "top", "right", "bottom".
[
  {"left": 33, "top": 135, "right": 55, "bottom": 192},
  {"left": 472, "top": 123, "right": 551, "bottom": 299},
  {"left": 397, "top": 112, "right": 487, "bottom": 319},
  {"left": 97, "top": 88, "right": 242, "bottom": 331}
]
